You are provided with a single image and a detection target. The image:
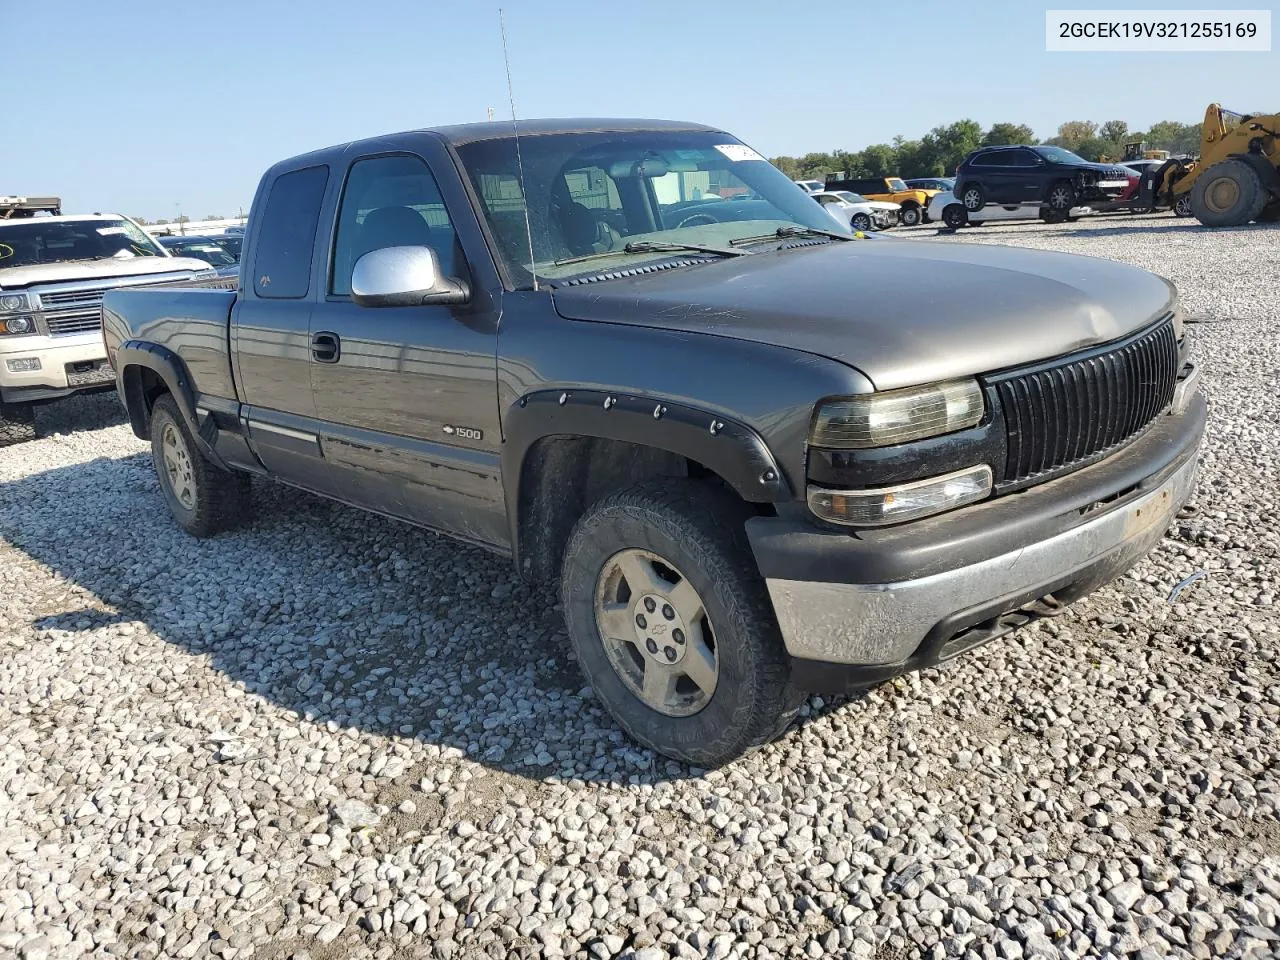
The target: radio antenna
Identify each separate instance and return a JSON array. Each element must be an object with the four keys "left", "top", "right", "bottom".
[{"left": 500, "top": 8, "right": 538, "bottom": 292}]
